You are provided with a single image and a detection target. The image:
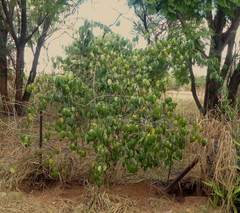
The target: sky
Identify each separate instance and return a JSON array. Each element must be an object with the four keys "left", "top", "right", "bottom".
[
  {"left": 26, "top": 0, "right": 240, "bottom": 77},
  {"left": 26, "top": 0, "right": 147, "bottom": 74},
  {"left": 47, "top": 0, "right": 145, "bottom": 52}
]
